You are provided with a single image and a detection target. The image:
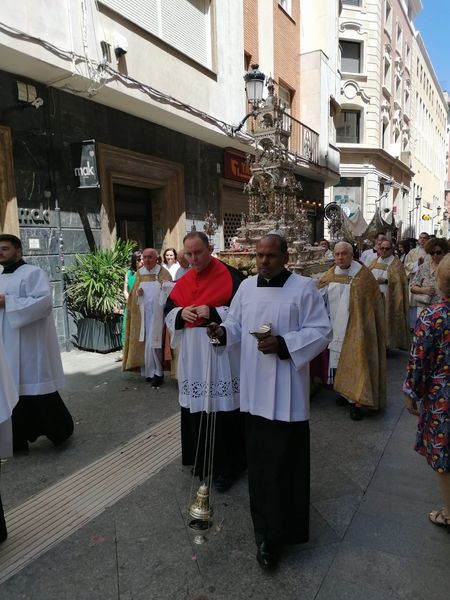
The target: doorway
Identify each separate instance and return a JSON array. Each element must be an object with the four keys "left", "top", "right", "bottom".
[{"left": 114, "top": 184, "right": 154, "bottom": 250}]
